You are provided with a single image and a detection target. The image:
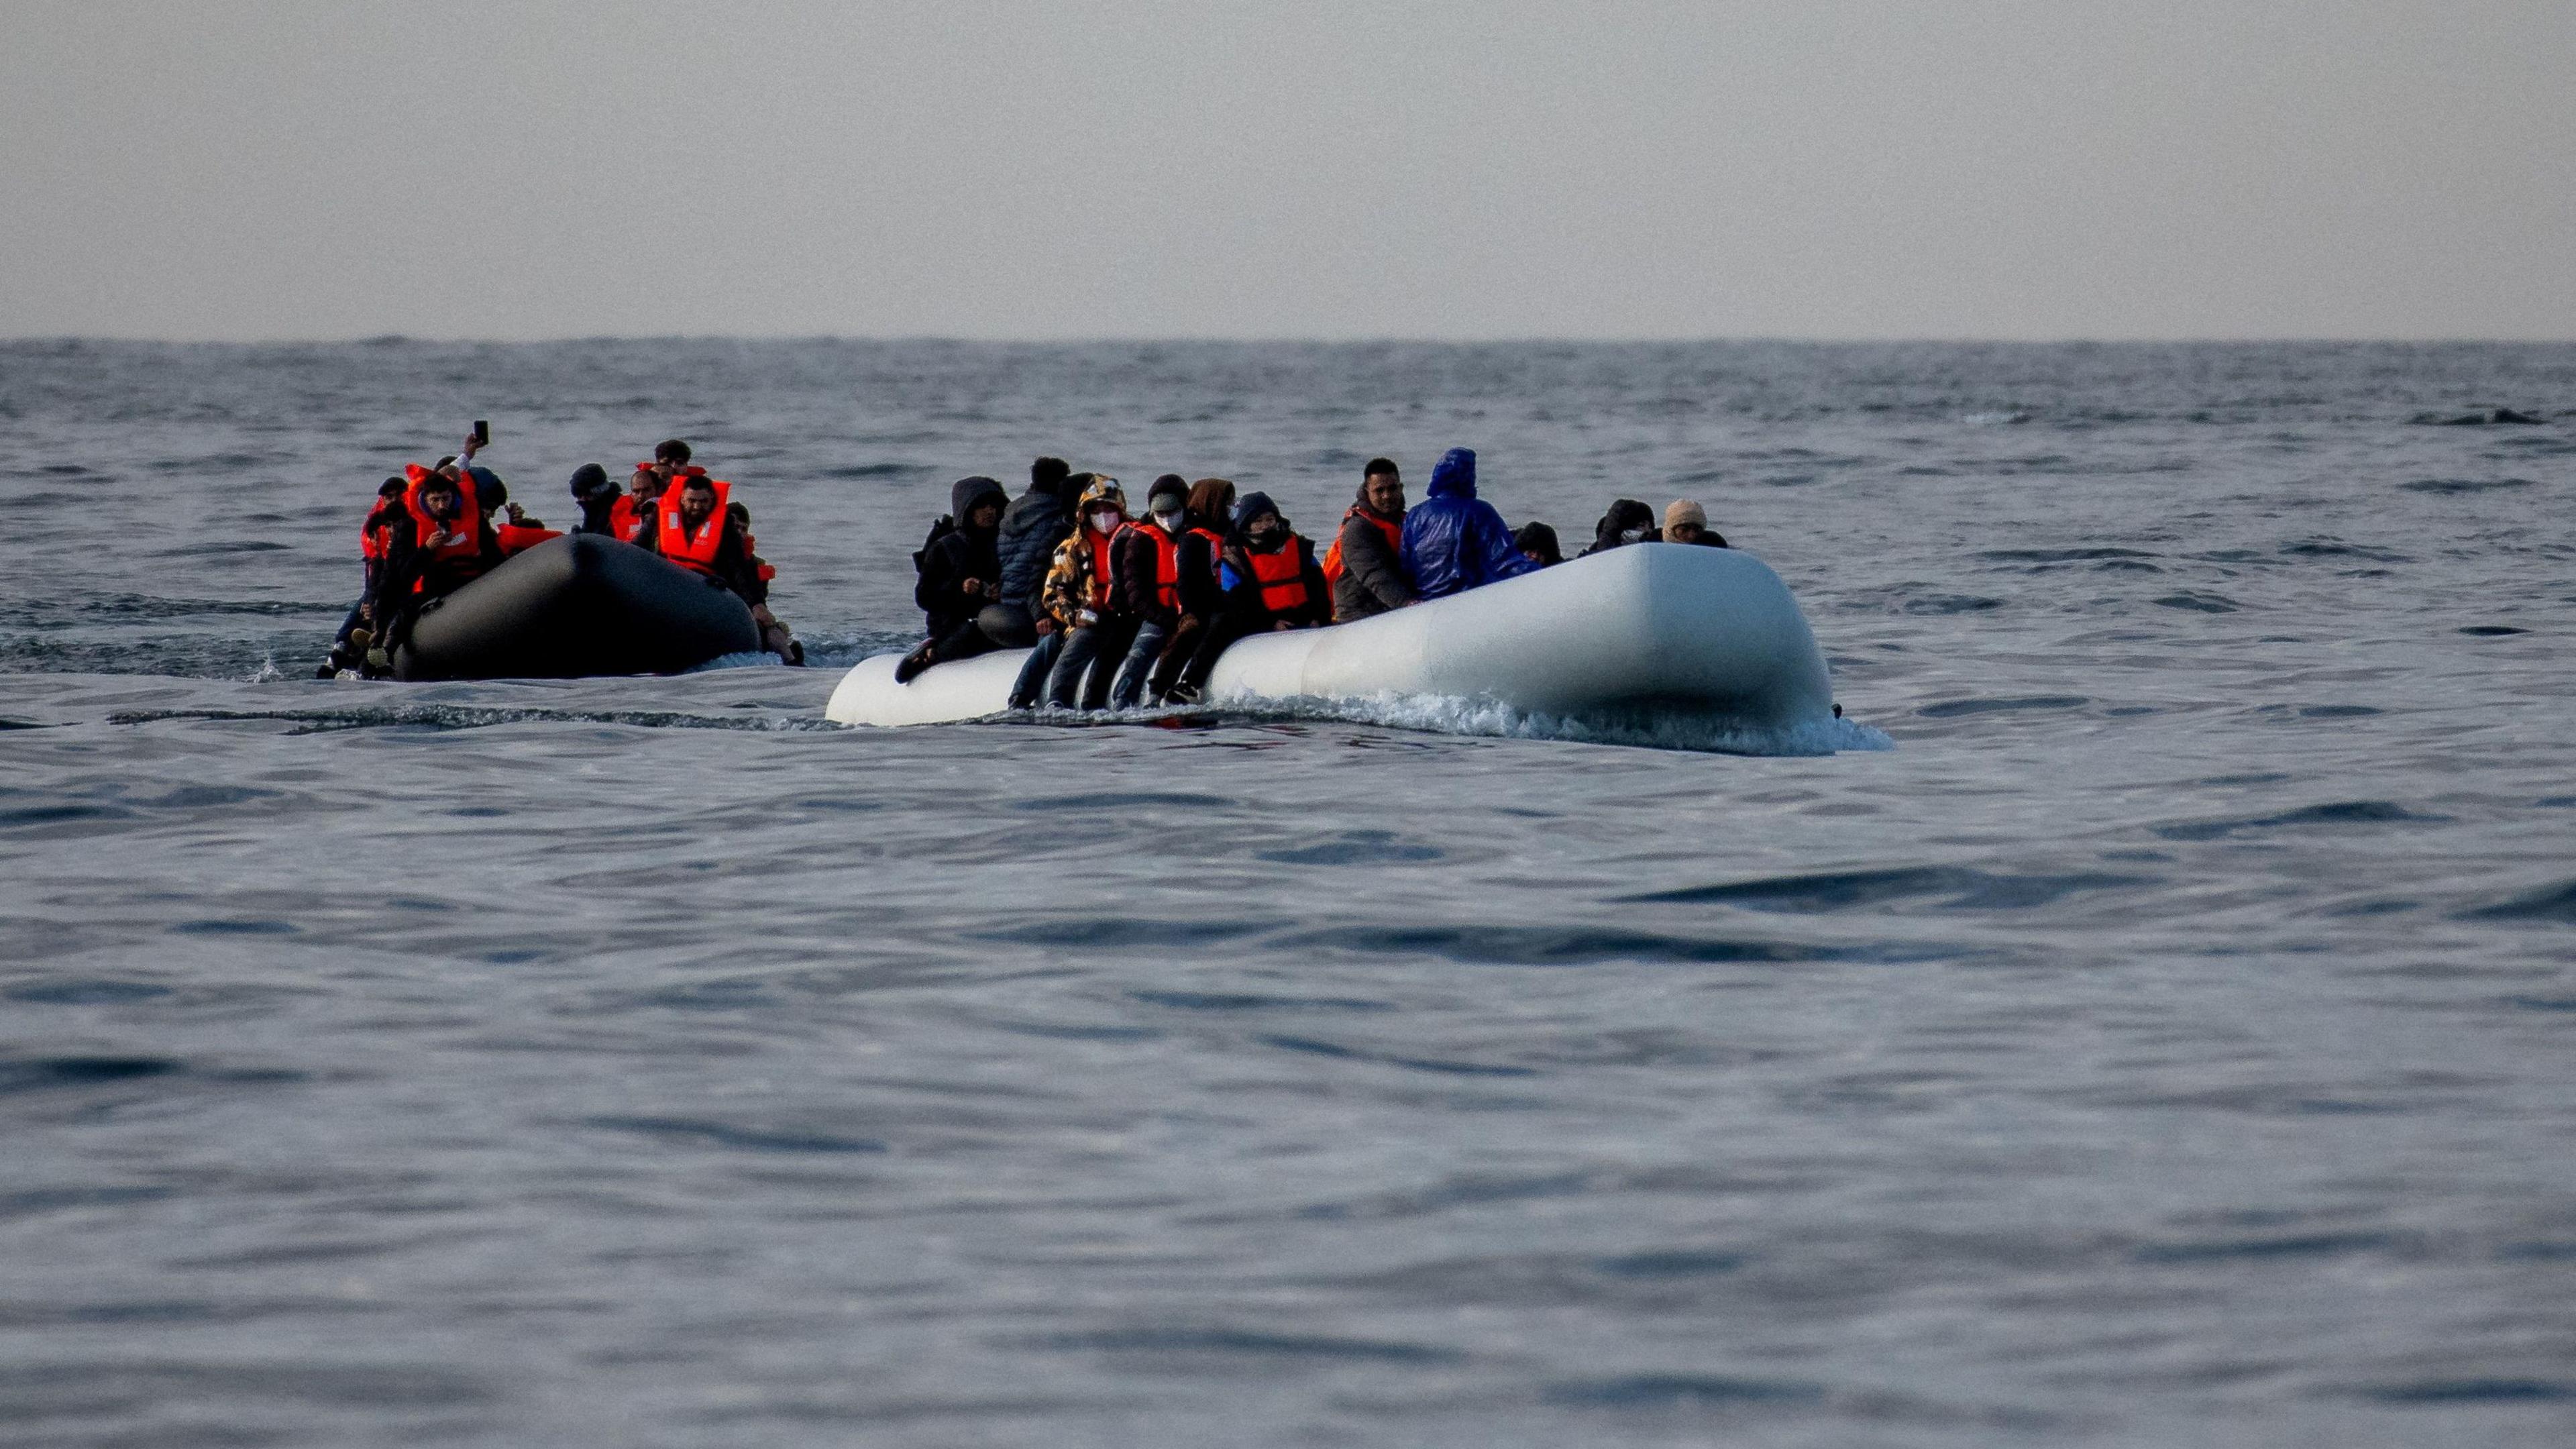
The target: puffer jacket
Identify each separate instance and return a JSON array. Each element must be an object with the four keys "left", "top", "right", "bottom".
[
  {"left": 1399, "top": 447, "right": 1535, "bottom": 600},
  {"left": 997, "top": 480, "right": 1074, "bottom": 613},
  {"left": 1040, "top": 478, "right": 1129, "bottom": 630}
]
